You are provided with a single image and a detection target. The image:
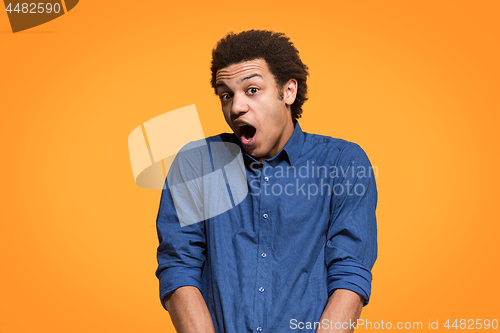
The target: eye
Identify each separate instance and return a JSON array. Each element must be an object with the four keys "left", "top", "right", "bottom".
[
  {"left": 220, "top": 93, "right": 232, "bottom": 101},
  {"left": 247, "top": 87, "right": 259, "bottom": 95}
]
